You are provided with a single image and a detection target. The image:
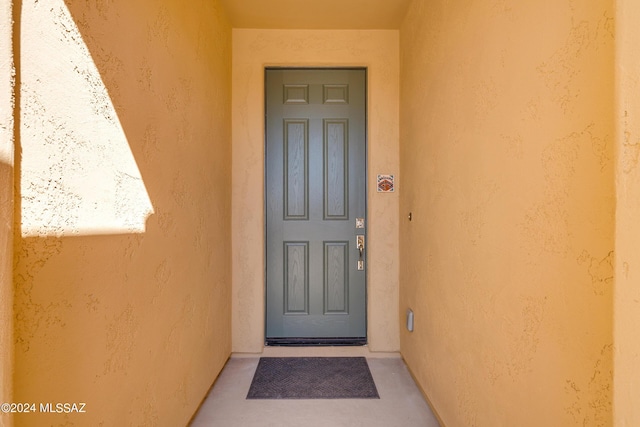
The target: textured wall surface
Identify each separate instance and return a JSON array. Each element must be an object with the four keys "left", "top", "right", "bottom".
[
  {"left": 18, "top": 0, "right": 154, "bottom": 237},
  {"left": 399, "top": 1, "right": 614, "bottom": 426},
  {"left": 0, "top": 1, "right": 14, "bottom": 426},
  {"left": 14, "top": 0, "right": 231, "bottom": 425},
  {"left": 614, "top": 0, "right": 640, "bottom": 425},
  {"left": 232, "top": 29, "right": 400, "bottom": 353}
]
